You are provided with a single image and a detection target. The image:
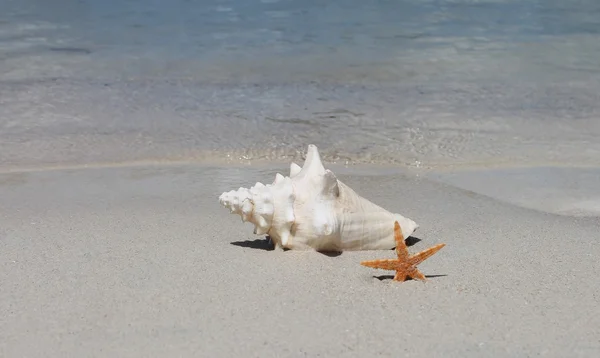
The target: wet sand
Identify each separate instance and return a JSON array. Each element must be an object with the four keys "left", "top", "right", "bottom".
[
  {"left": 2, "top": 163, "right": 599, "bottom": 357},
  {"left": 428, "top": 166, "right": 600, "bottom": 217}
]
